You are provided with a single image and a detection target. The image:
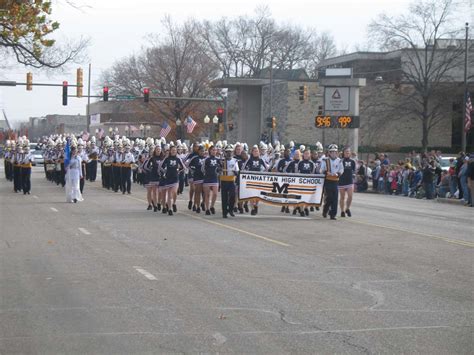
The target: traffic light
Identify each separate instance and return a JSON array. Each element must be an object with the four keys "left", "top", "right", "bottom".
[
  {"left": 62, "top": 81, "right": 68, "bottom": 106},
  {"left": 318, "top": 105, "right": 323, "bottom": 115},
  {"left": 76, "top": 68, "right": 83, "bottom": 97},
  {"left": 26, "top": 72, "right": 33, "bottom": 91},
  {"left": 298, "top": 85, "right": 308, "bottom": 101},
  {"left": 103, "top": 86, "right": 109, "bottom": 102},
  {"left": 266, "top": 116, "right": 276, "bottom": 129},
  {"left": 143, "top": 88, "right": 150, "bottom": 103},
  {"left": 216, "top": 107, "right": 224, "bottom": 123}
]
